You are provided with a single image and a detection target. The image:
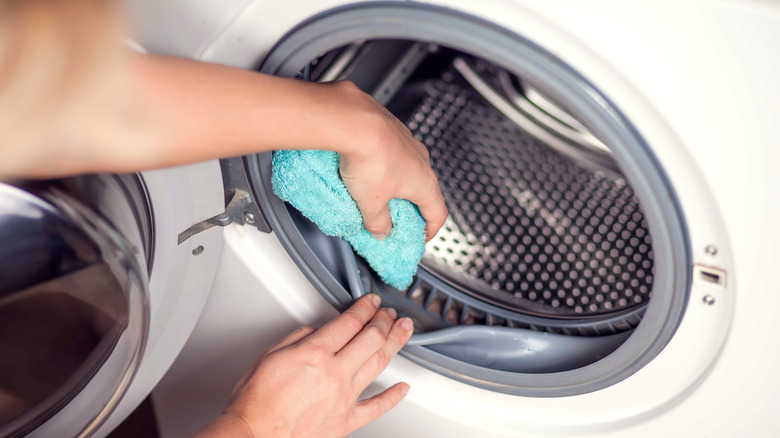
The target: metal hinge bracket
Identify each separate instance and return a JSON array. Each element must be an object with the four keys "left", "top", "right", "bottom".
[{"left": 177, "top": 157, "right": 271, "bottom": 244}]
